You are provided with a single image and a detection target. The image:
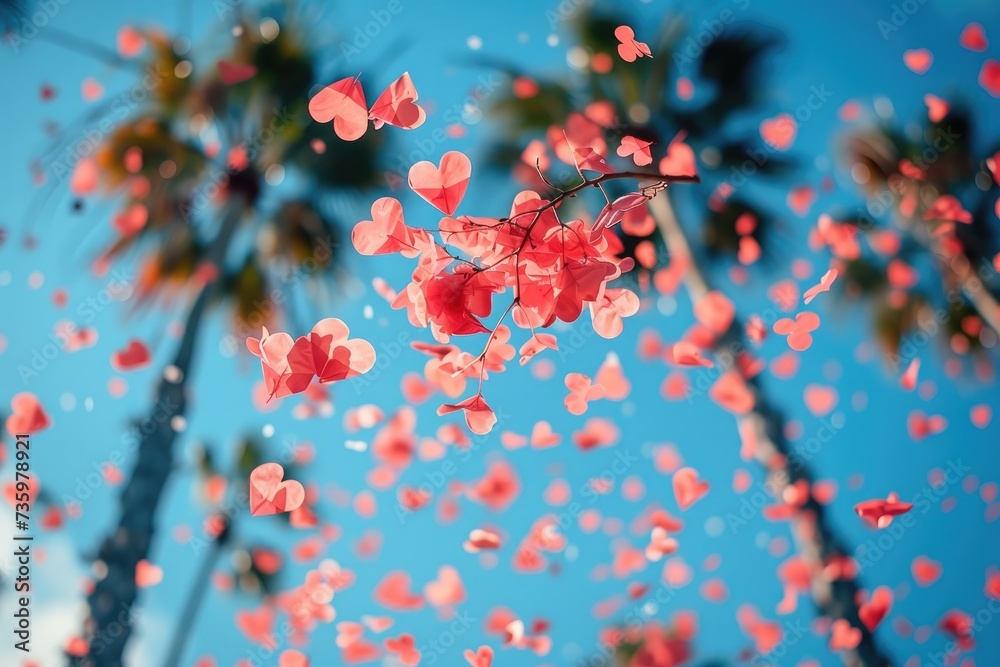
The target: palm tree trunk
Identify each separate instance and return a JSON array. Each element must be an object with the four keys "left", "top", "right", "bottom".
[
  {"left": 650, "top": 195, "right": 892, "bottom": 667},
  {"left": 69, "top": 202, "right": 245, "bottom": 667}
]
